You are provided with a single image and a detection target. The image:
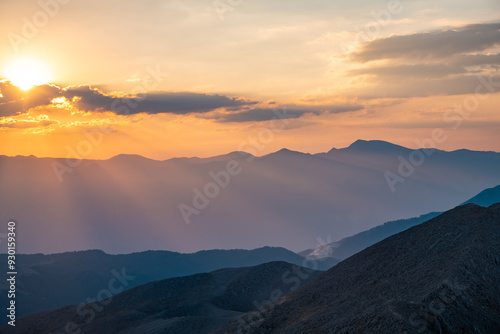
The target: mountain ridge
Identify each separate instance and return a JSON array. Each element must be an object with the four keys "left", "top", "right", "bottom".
[
  {"left": 301, "top": 184, "right": 500, "bottom": 261},
  {"left": 2, "top": 140, "right": 498, "bottom": 161},
  {"left": 0, "top": 247, "right": 323, "bottom": 322},
  {"left": 1, "top": 262, "right": 323, "bottom": 334},
  {"left": 215, "top": 203, "right": 500, "bottom": 333}
]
